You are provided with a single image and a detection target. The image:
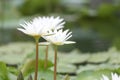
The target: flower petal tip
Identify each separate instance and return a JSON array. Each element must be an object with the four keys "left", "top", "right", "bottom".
[
  {"left": 39, "top": 42, "right": 50, "bottom": 46},
  {"left": 64, "top": 41, "right": 76, "bottom": 44}
]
